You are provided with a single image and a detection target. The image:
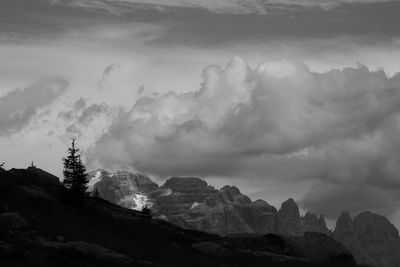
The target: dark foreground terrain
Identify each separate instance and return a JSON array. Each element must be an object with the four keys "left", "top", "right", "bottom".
[{"left": 0, "top": 167, "right": 358, "bottom": 266}]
